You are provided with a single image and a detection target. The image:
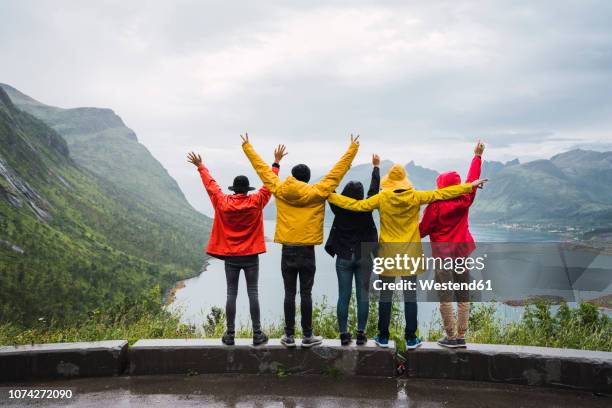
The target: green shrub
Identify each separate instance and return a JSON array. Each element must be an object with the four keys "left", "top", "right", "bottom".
[{"left": 2, "top": 291, "right": 610, "bottom": 352}]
